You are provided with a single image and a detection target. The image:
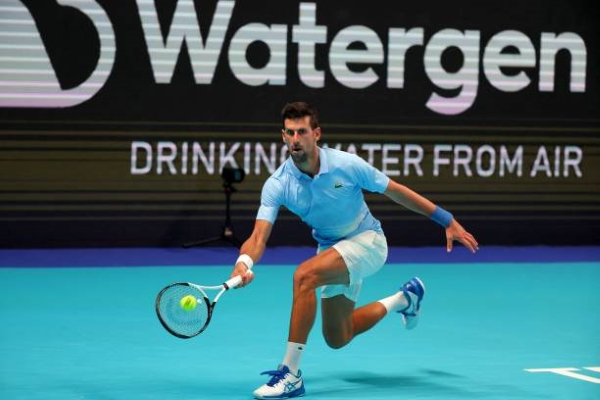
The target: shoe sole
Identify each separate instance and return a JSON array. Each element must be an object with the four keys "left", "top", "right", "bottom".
[
  {"left": 254, "top": 389, "right": 305, "bottom": 399},
  {"left": 401, "top": 277, "right": 425, "bottom": 330},
  {"left": 412, "top": 277, "right": 426, "bottom": 300}
]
